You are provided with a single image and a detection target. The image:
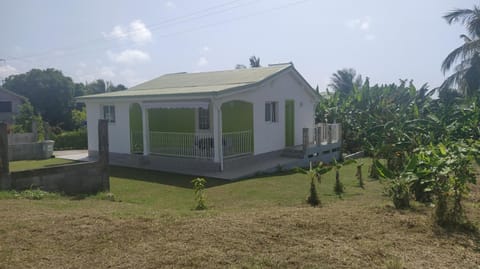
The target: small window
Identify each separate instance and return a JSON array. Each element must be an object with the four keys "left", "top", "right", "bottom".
[
  {"left": 265, "top": 101, "right": 278, "bottom": 122},
  {"left": 198, "top": 107, "right": 210, "bottom": 130},
  {"left": 0, "top": 101, "right": 12, "bottom": 113},
  {"left": 102, "top": 105, "right": 115, "bottom": 123}
]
